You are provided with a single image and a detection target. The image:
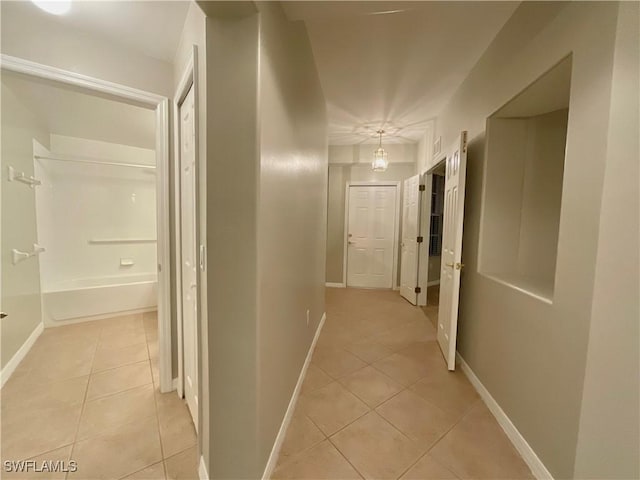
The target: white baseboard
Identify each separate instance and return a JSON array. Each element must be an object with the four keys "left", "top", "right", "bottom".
[
  {"left": 427, "top": 280, "right": 440, "bottom": 287},
  {"left": 325, "top": 282, "right": 345, "bottom": 288},
  {"left": 198, "top": 455, "right": 208, "bottom": 480},
  {"left": 1, "top": 322, "right": 44, "bottom": 388},
  {"left": 261, "top": 312, "right": 327, "bottom": 480},
  {"left": 172, "top": 377, "right": 179, "bottom": 391},
  {"left": 456, "top": 353, "right": 553, "bottom": 480}
]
